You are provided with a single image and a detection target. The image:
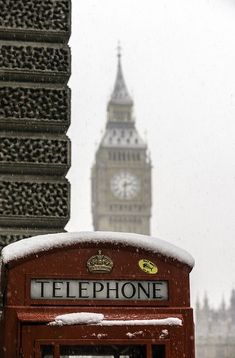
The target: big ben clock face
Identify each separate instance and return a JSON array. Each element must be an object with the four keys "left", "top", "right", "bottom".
[{"left": 111, "top": 171, "right": 140, "bottom": 200}]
